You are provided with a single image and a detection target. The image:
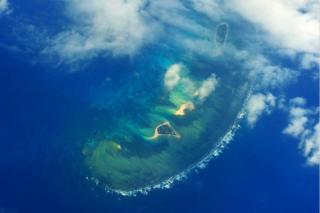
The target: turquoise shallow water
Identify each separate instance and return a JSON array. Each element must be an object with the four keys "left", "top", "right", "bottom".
[
  {"left": 0, "top": 0, "right": 318, "bottom": 212},
  {"left": 63, "top": 42, "right": 251, "bottom": 193}
]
